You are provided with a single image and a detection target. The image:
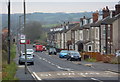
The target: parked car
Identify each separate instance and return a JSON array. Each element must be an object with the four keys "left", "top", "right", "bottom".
[
  {"left": 19, "top": 52, "right": 34, "bottom": 65},
  {"left": 115, "top": 50, "right": 120, "bottom": 57},
  {"left": 59, "top": 50, "right": 69, "bottom": 58},
  {"left": 66, "top": 51, "right": 81, "bottom": 61},
  {"left": 43, "top": 46, "right": 47, "bottom": 51},
  {"left": 48, "top": 48, "right": 57, "bottom": 55},
  {"left": 33, "top": 44, "right": 36, "bottom": 47},
  {"left": 27, "top": 49, "right": 35, "bottom": 57}
]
